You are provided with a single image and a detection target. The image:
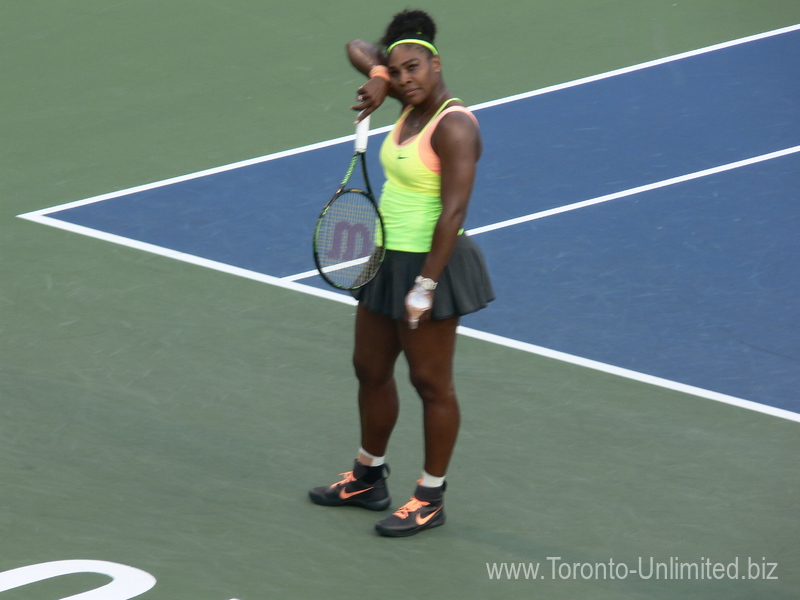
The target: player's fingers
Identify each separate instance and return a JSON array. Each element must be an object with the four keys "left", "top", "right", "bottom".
[
  {"left": 352, "top": 103, "right": 376, "bottom": 121},
  {"left": 351, "top": 77, "right": 389, "bottom": 117}
]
